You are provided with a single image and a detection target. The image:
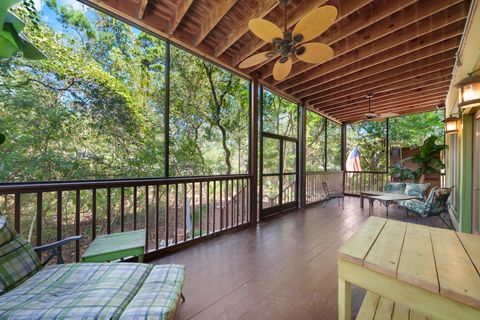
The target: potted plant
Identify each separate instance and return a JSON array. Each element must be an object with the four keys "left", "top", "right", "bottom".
[{"left": 390, "top": 136, "right": 446, "bottom": 183}]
